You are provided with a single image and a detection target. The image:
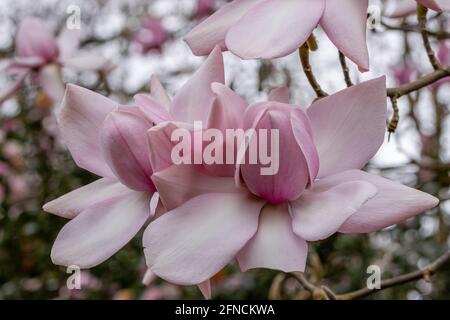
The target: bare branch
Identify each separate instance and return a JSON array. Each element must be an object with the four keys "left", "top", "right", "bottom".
[{"left": 338, "top": 250, "right": 450, "bottom": 300}]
